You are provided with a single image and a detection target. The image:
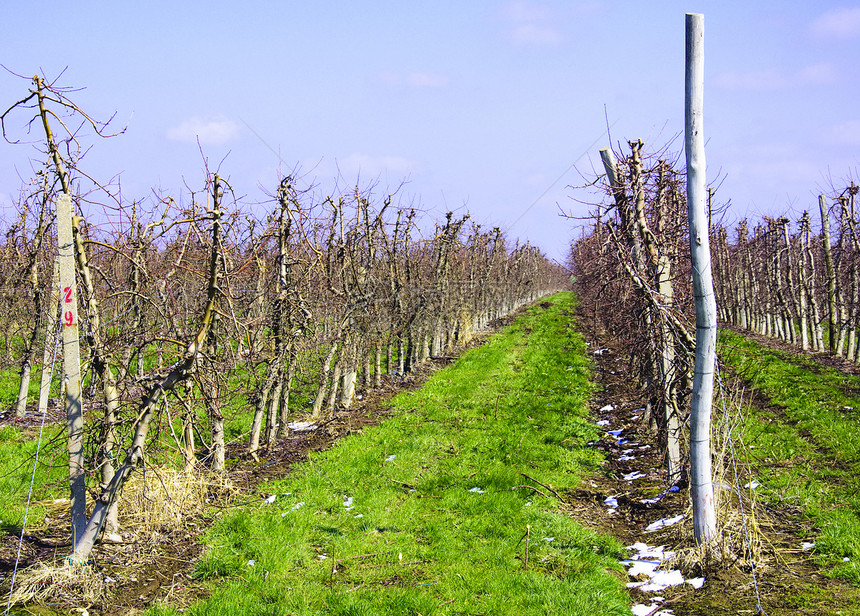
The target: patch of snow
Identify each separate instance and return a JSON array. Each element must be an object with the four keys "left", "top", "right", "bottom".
[
  {"left": 608, "top": 429, "right": 624, "bottom": 437},
  {"left": 288, "top": 421, "right": 317, "bottom": 432},
  {"left": 619, "top": 455, "right": 636, "bottom": 461},
  {"left": 744, "top": 480, "right": 760, "bottom": 489},
  {"left": 263, "top": 494, "right": 276, "bottom": 504},
  {"left": 686, "top": 577, "right": 705, "bottom": 589},
  {"left": 385, "top": 454, "right": 396, "bottom": 462},
  {"left": 630, "top": 415, "right": 640, "bottom": 421},
  {"left": 542, "top": 537, "right": 555, "bottom": 542},
  {"left": 600, "top": 404, "right": 616, "bottom": 412},
  {"left": 247, "top": 560, "right": 256, "bottom": 566},
  {"left": 468, "top": 487, "right": 486, "bottom": 493},
  {"left": 624, "top": 471, "right": 646, "bottom": 481},
  {"left": 344, "top": 496, "right": 354, "bottom": 507},
  {"left": 604, "top": 497, "right": 619, "bottom": 508},
  {"left": 644, "top": 514, "right": 685, "bottom": 533},
  {"left": 354, "top": 513, "right": 364, "bottom": 518},
  {"left": 801, "top": 542, "right": 815, "bottom": 551},
  {"left": 596, "top": 419, "right": 611, "bottom": 426}
]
